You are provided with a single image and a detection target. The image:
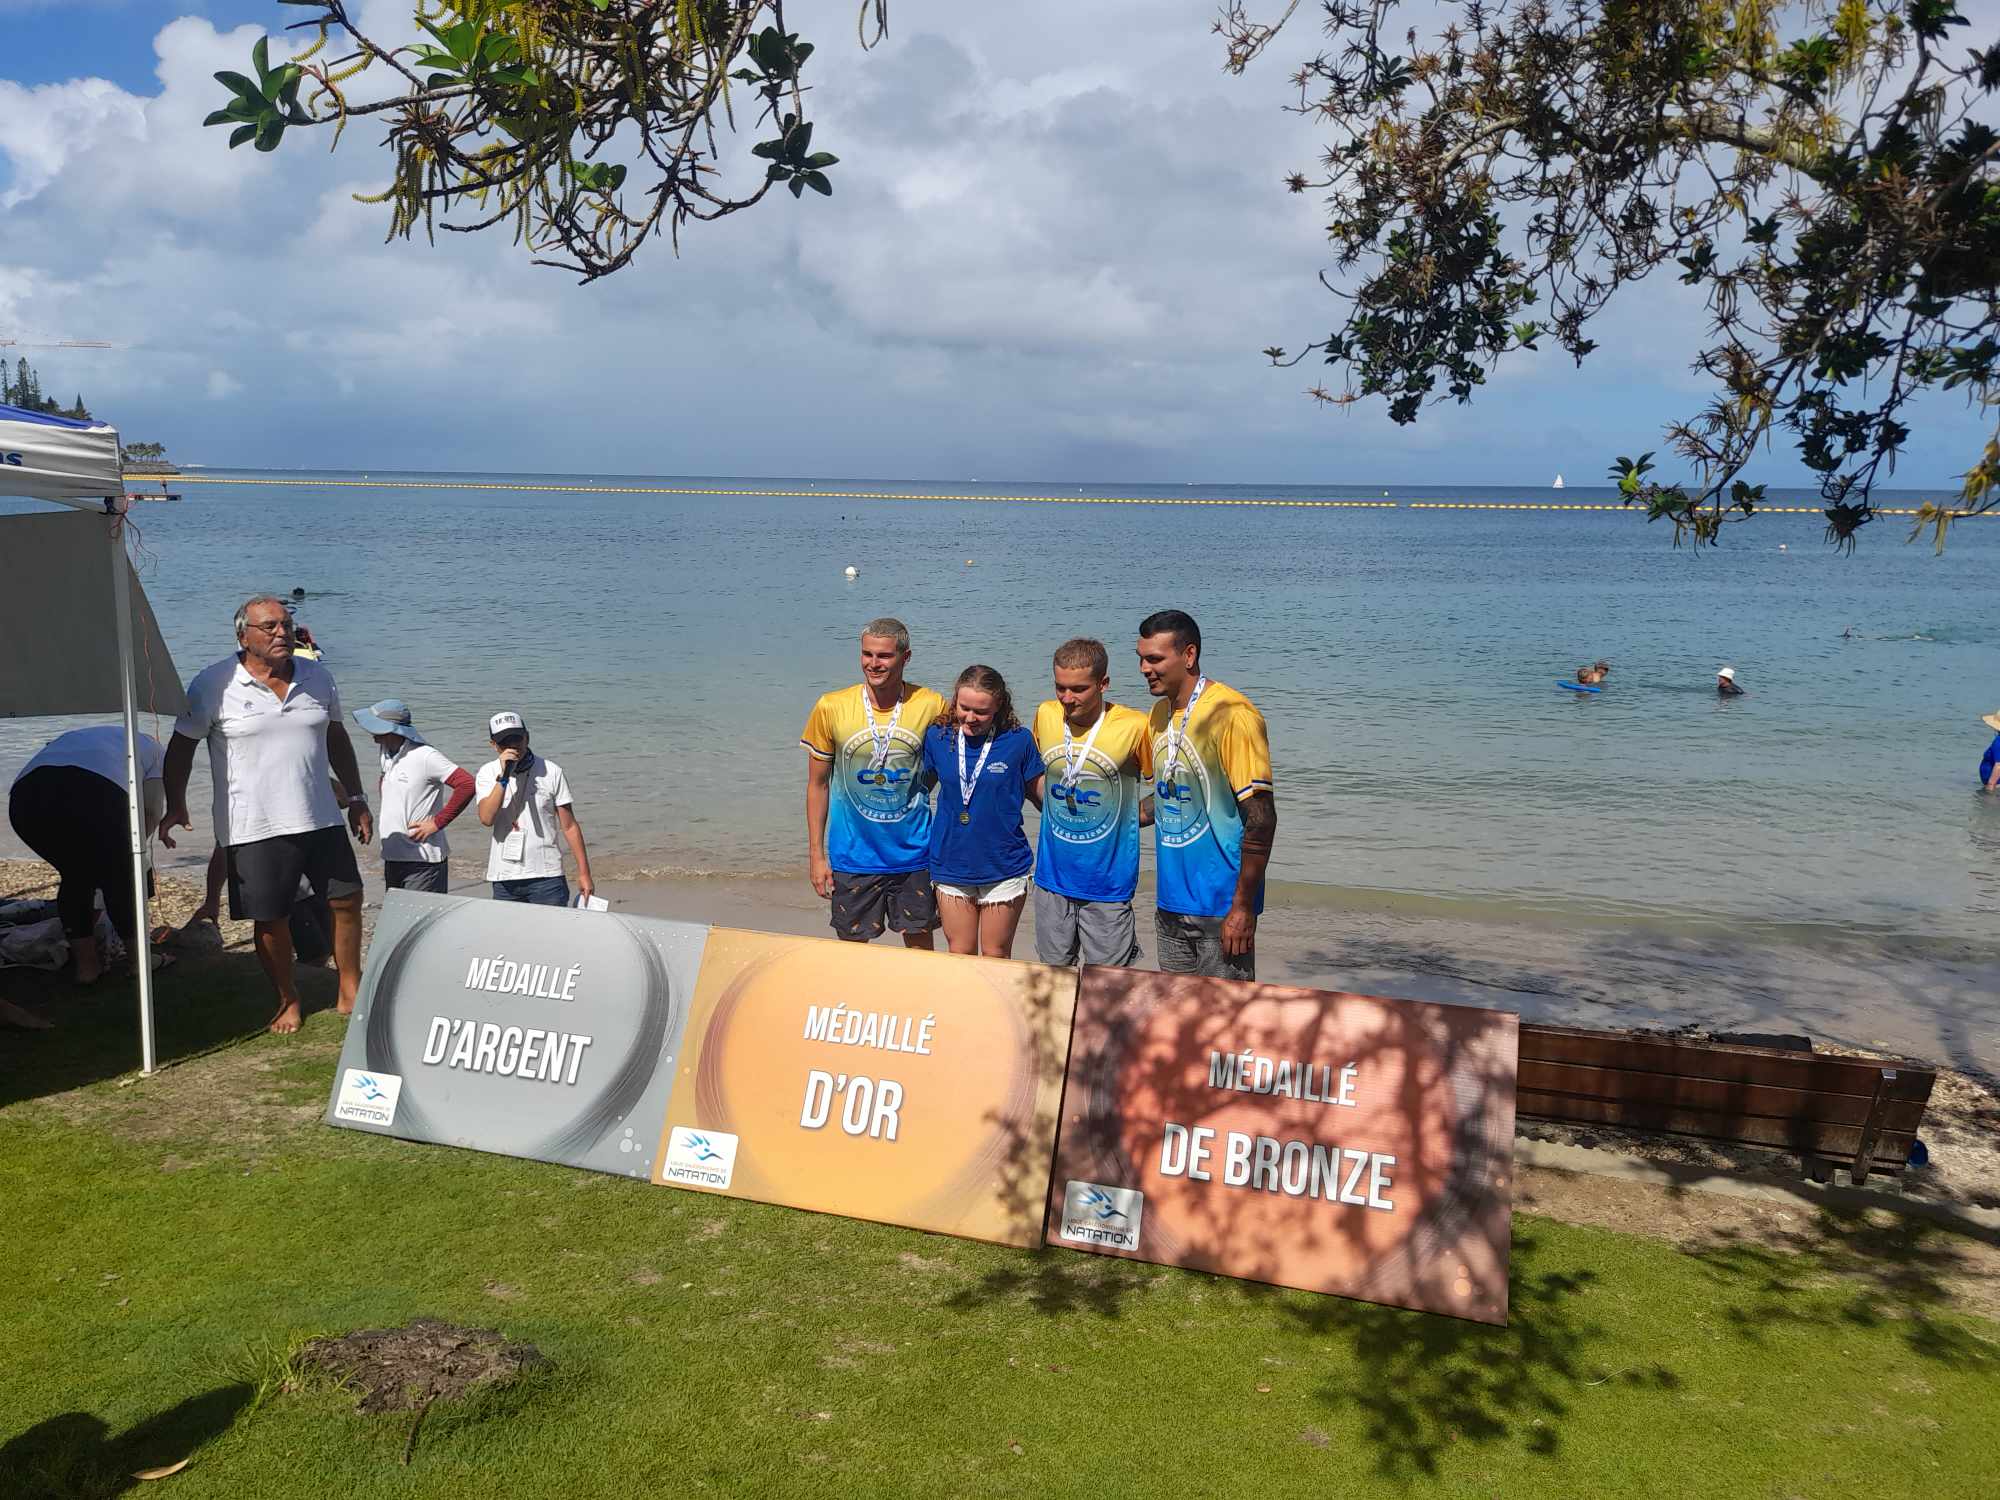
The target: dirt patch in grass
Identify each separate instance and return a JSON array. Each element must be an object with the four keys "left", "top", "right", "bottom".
[
  {"left": 300, "top": 1319, "right": 549, "bottom": 1414},
  {"left": 1517, "top": 1163, "right": 2000, "bottom": 1321},
  {"left": 37, "top": 1026, "right": 347, "bottom": 1167}
]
